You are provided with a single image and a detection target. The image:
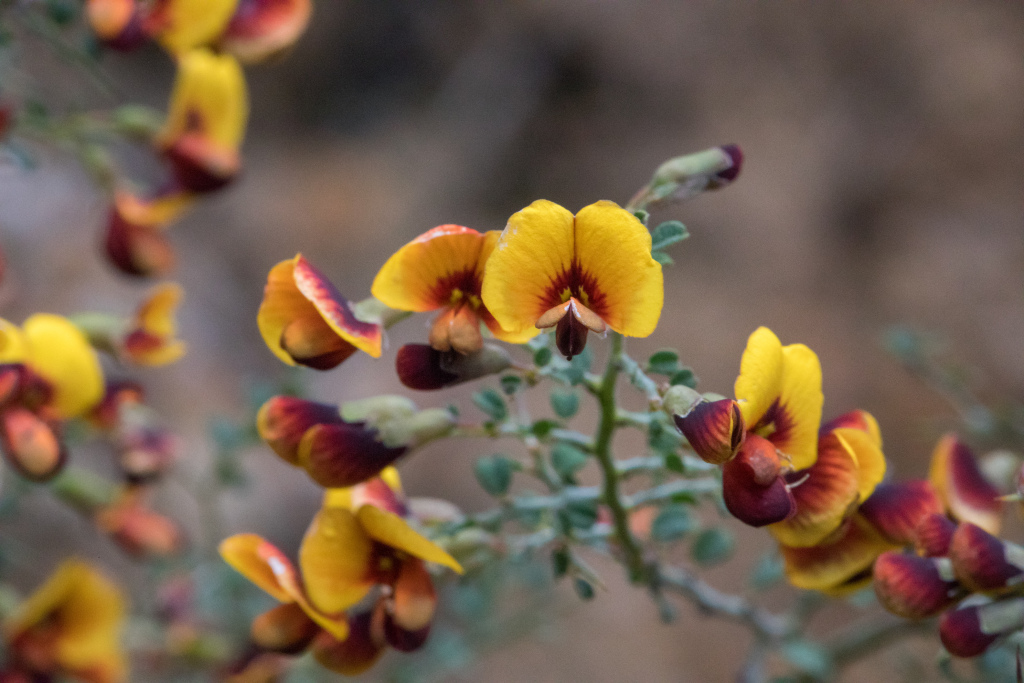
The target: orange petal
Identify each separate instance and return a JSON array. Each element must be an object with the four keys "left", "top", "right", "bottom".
[
  {"left": 928, "top": 434, "right": 1002, "bottom": 534},
  {"left": 873, "top": 552, "right": 962, "bottom": 620},
  {"left": 310, "top": 614, "right": 385, "bottom": 676},
  {"left": 388, "top": 558, "right": 436, "bottom": 635},
  {"left": 250, "top": 603, "right": 319, "bottom": 655},
  {"left": 122, "top": 283, "right": 186, "bottom": 366},
  {"left": 104, "top": 209, "right": 177, "bottom": 278},
  {"left": 87, "top": 0, "right": 146, "bottom": 49},
  {"left": 428, "top": 305, "right": 484, "bottom": 354},
  {"left": 257, "top": 255, "right": 381, "bottom": 369},
  {"left": 256, "top": 395, "right": 343, "bottom": 466},
  {"left": 0, "top": 407, "right": 65, "bottom": 481},
  {"left": 326, "top": 473, "right": 408, "bottom": 517},
  {"left": 781, "top": 515, "right": 895, "bottom": 593},
  {"left": 859, "top": 480, "right": 944, "bottom": 546},
  {"left": 674, "top": 399, "right": 745, "bottom": 465},
  {"left": 769, "top": 429, "right": 860, "bottom": 547},
  {"left": 218, "top": 534, "right": 294, "bottom": 603},
  {"left": 220, "top": 0, "right": 312, "bottom": 63},
  {"left": 355, "top": 505, "right": 463, "bottom": 574},
  {"left": 298, "top": 508, "right": 374, "bottom": 615}
]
